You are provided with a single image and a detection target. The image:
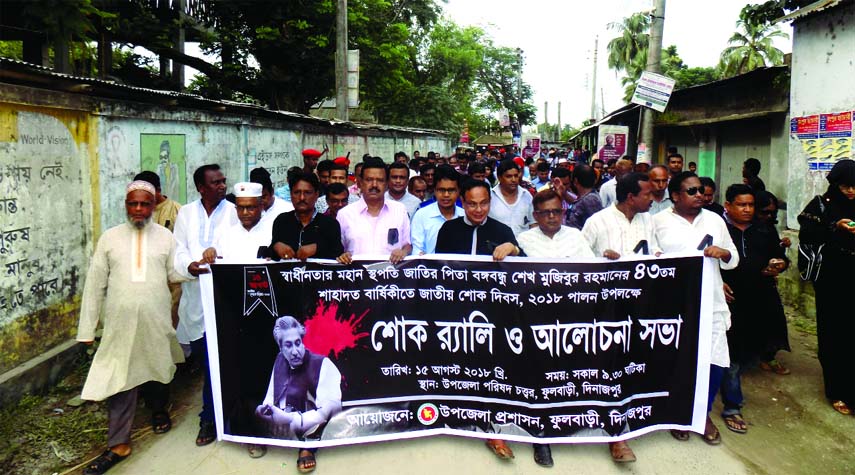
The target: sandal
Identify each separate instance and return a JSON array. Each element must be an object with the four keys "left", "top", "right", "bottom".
[
  {"left": 722, "top": 414, "right": 748, "bottom": 434},
  {"left": 486, "top": 439, "right": 514, "bottom": 459},
  {"left": 759, "top": 359, "right": 790, "bottom": 375},
  {"left": 670, "top": 429, "right": 690, "bottom": 441},
  {"left": 83, "top": 449, "right": 128, "bottom": 475},
  {"left": 247, "top": 444, "right": 267, "bottom": 458},
  {"left": 297, "top": 449, "right": 316, "bottom": 473},
  {"left": 151, "top": 411, "right": 171, "bottom": 434},
  {"left": 832, "top": 400, "right": 852, "bottom": 415},
  {"left": 702, "top": 417, "right": 721, "bottom": 445},
  {"left": 196, "top": 420, "right": 216, "bottom": 446}
]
